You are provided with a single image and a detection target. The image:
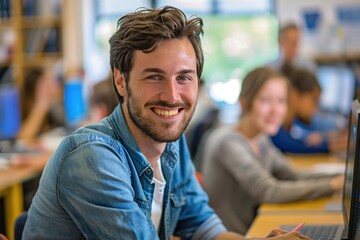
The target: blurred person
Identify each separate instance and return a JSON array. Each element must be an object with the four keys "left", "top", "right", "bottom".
[
  {"left": 185, "top": 78, "right": 219, "bottom": 160},
  {"left": 88, "top": 76, "right": 118, "bottom": 123},
  {"left": 16, "top": 67, "right": 64, "bottom": 210},
  {"left": 202, "top": 67, "right": 344, "bottom": 234},
  {"left": 22, "top": 6, "right": 309, "bottom": 240},
  {"left": 271, "top": 63, "right": 348, "bottom": 154},
  {"left": 17, "top": 67, "right": 63, "bottom": 143},
  {"left": 267, "top": 22, "right": 317, "bottom": 73}
]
